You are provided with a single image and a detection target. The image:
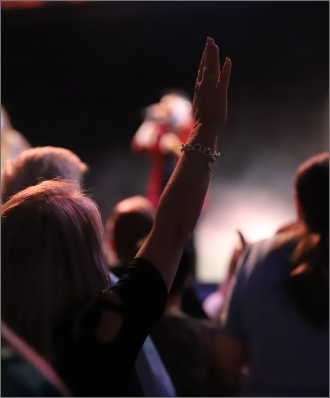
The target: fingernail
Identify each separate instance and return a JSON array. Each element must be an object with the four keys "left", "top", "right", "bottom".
[
  {"left": 225, "top": 57, "right": 231, "bottom": 63},
  {"left": 207, "top": 37, "right": 214, "bottom": 45}
]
